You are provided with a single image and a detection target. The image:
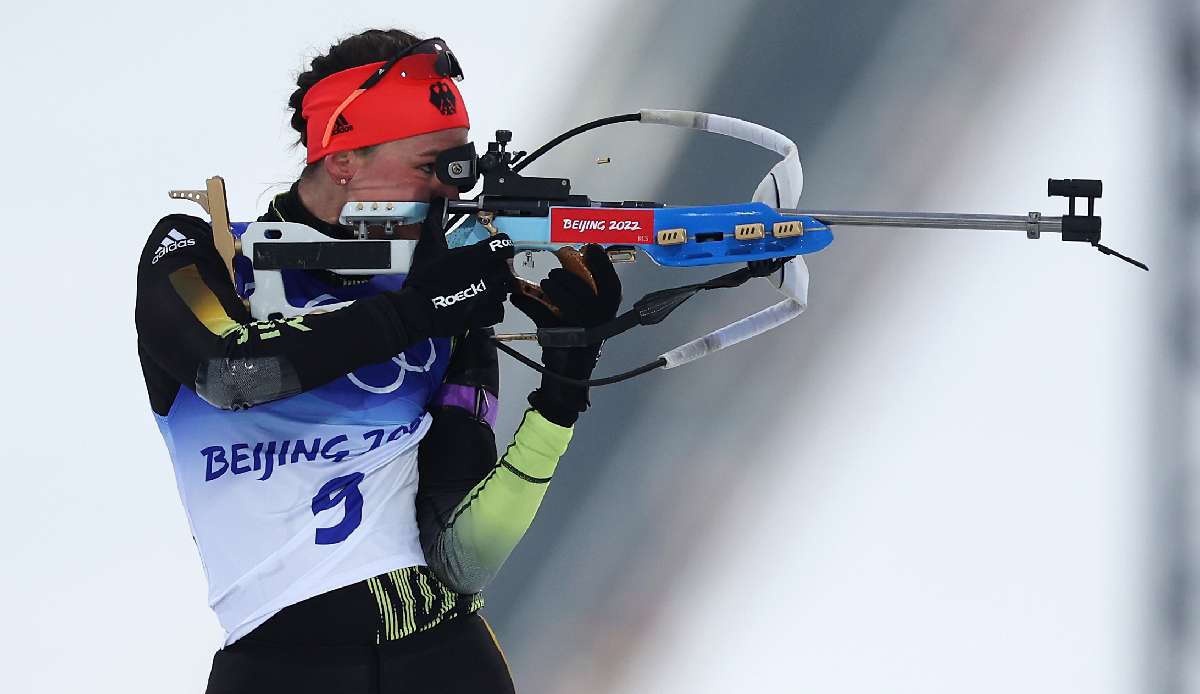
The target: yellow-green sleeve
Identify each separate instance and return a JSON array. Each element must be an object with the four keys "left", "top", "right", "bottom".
[{"left": 426, "top": 408, "right": 572, "bottom": 594}]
